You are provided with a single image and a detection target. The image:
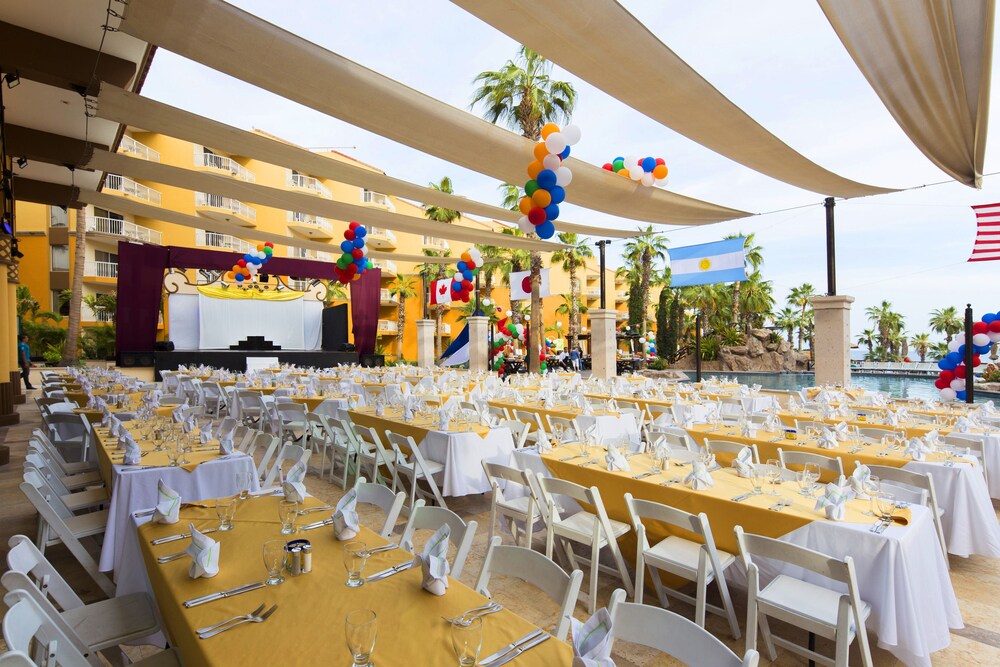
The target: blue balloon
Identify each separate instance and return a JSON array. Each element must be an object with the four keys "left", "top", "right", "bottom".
[
  {"left": 977, "top": 344, "right": 992, "bottom": 354},
  {"left": 536, "top": 169, "right": 557, "bottom": 189},
  {"left": 536, "top": 220, "right": 556, "bottom": 239},
  {"left": 614, "top": 156, "right": 623, "bottom": 163},
  {"left": 548, "top": 185, "right": 566, "bottom": 205},
  {"left": 938, "top": 357, "right": 957, "bottom": 371},
  {"left": 544, "top": 203, "right": 560, "bottom": 221},
  {"left": 244, "top": 254, "right": 254, "bottom": 263},
  {"left": 946, "top": 351, "right": 962, "bottom": 364},
  {"left": 235, "top": 274, "right": 244, "bottom": 282},
  {"left": 984, "top": 313, "right": 997, "bottom": 324},
  {"left": 354, "top": 258, "right": 365, "bottom": 268},
  {"left": 958, "top": 344, "right": 966, "bottom": 355},
  {"left": 462, "top": 269, "right": 473, "bottom": 281},
  {"left": 641, "top": 157, "right": 656, "bottom": 172},
  {"left": 354, "top": 226, "right": 367, "bottom": 238},
  {"left": 353, "top": 237, "right": 365, "bottom": 249},
  {"left": 956, "top": 390, "right": 967, "bottom": 400},
  {"left": 457, "top": 261, "right": 467, "bottom": 272},
  {"left": 340, "top": 240, "right": 353, "bottom": 253},
  {"left": 560, "top": 145, "right": 570, "bottom": 160}
]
